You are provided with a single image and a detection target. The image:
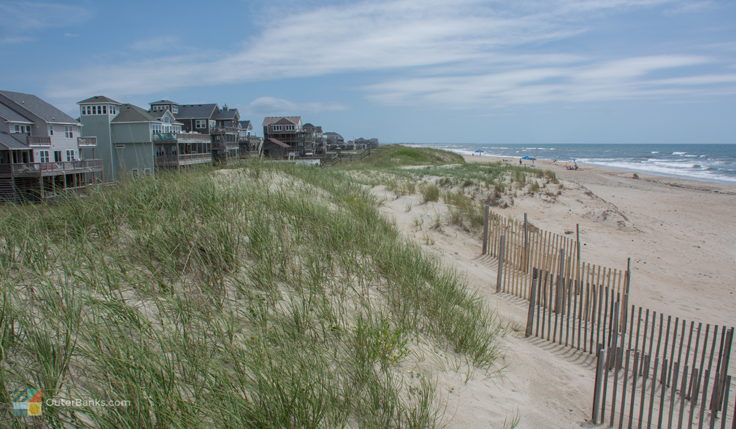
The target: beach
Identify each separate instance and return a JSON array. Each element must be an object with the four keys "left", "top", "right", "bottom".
[{"left": 375, "top": 155, "right": 736, "bottom": 428}]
